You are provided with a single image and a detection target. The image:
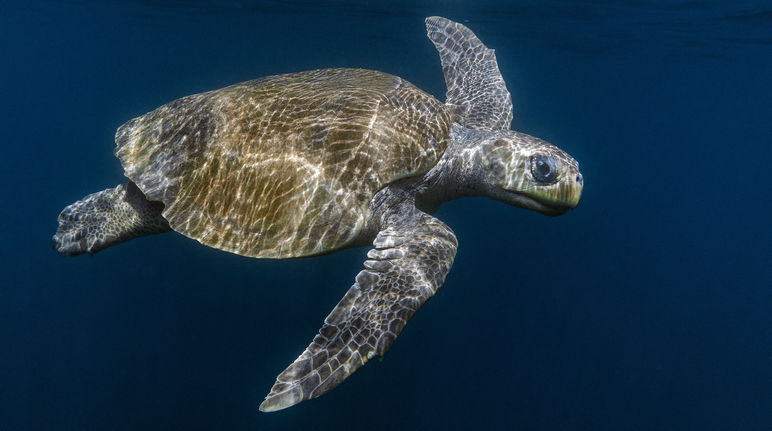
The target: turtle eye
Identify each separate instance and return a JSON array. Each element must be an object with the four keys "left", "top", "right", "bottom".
[{"left": 530, "top": 155, "right": 559, "bottom": 184}]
